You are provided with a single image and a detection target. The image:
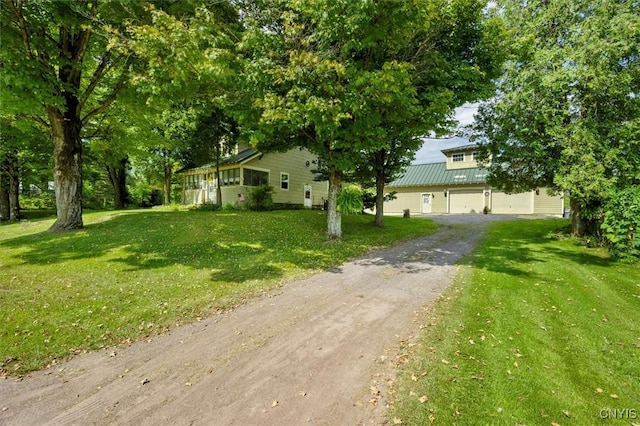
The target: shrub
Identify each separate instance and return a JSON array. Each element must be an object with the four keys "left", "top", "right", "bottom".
[
  {"left": 221, "top": 201, "right": 241, "bottom": 211},
  {"left": 247, "top": 185, "right": 274, "bottom": 211},
  {"left": 193, "top": 203, "right": 221, "bottom": 212},
  {"left": 601, "top": 186, "right": 640, "bottom": 261},
  {"left": 337, "top": 184, "right": 364, "bottom": 214}
]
